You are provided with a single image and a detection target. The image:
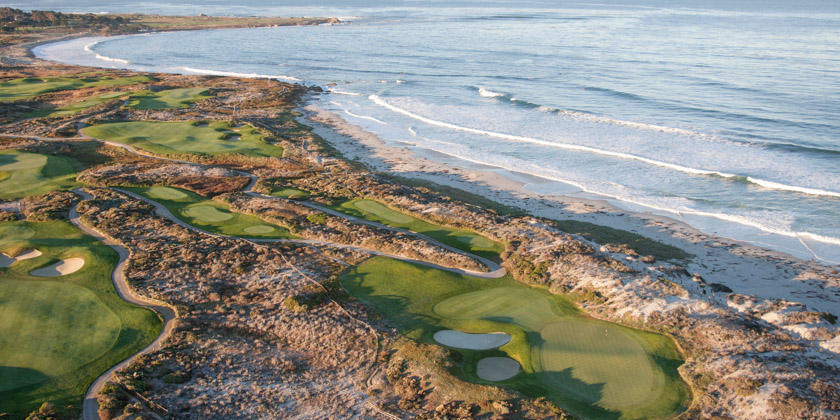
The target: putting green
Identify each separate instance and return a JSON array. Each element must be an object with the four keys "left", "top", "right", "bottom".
[
  {"left": 0, "top": 220, "right": 161, "bottom": 417},
  {"left": 125, "top": 186, "right": 297, "bottom": 240},
  {"left": 126, "top": 87, "right": 210, "bottom": 109},
  {"left": 335, "top": 199, "right": 505, "bottom": 261},
  {"left": 147, "top": 186, "right": 188, "bottom": 200},
  {"left": 0, "top": 150, "right": 79, "bottom": 199},
  {"left": 183, "top": 205, "right": 234, "bottom": 222},
  {"left": 342, "top": 257, "right": 688, "bottom": 419},
  {"left": 82, "top": 121, "right": 282, "bottom": 158},
  {"left": 243, "top": 225, "right": 275, "bottom": 234}
]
